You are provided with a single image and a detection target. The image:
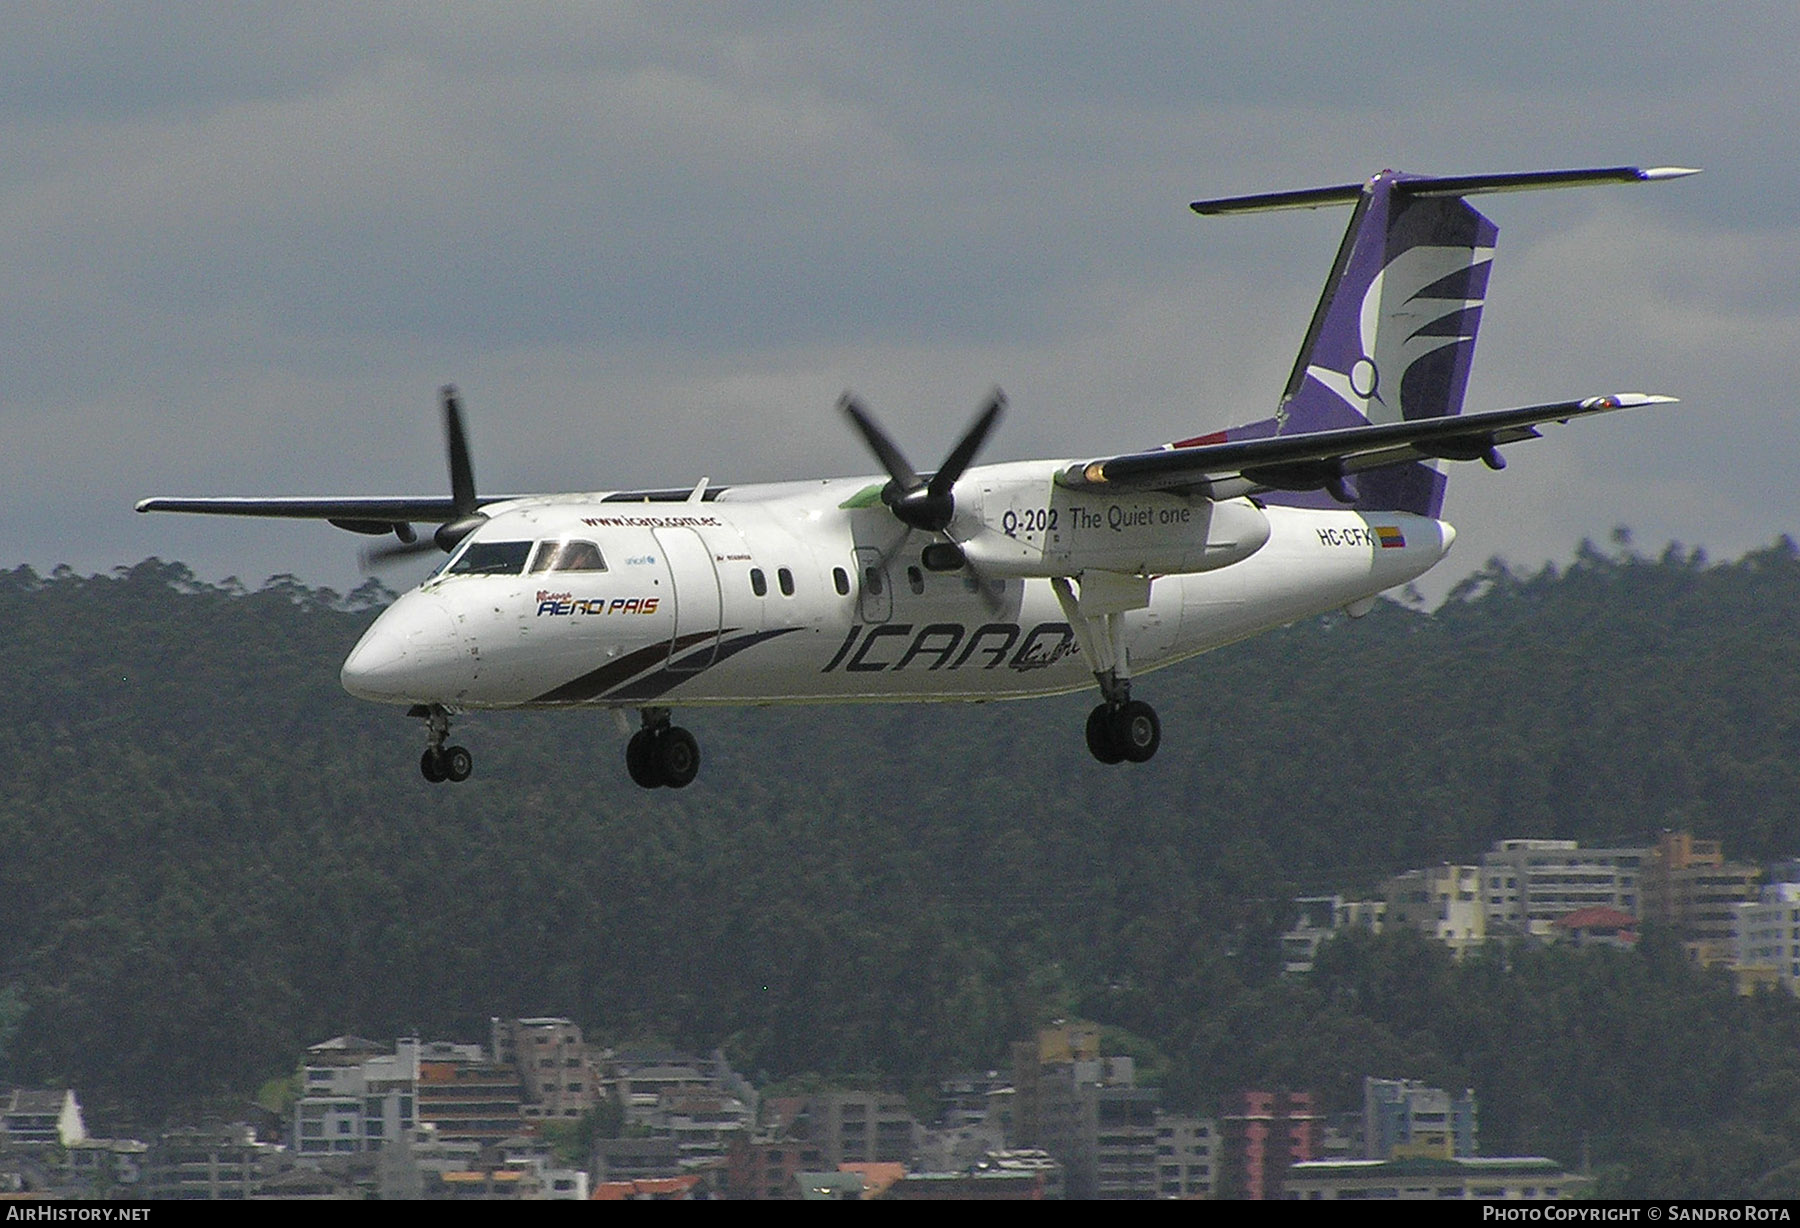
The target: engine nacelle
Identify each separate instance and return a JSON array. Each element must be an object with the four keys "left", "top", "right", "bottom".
[{"left": 960, "top": 483, "right": 1270, "bottom": 578}]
